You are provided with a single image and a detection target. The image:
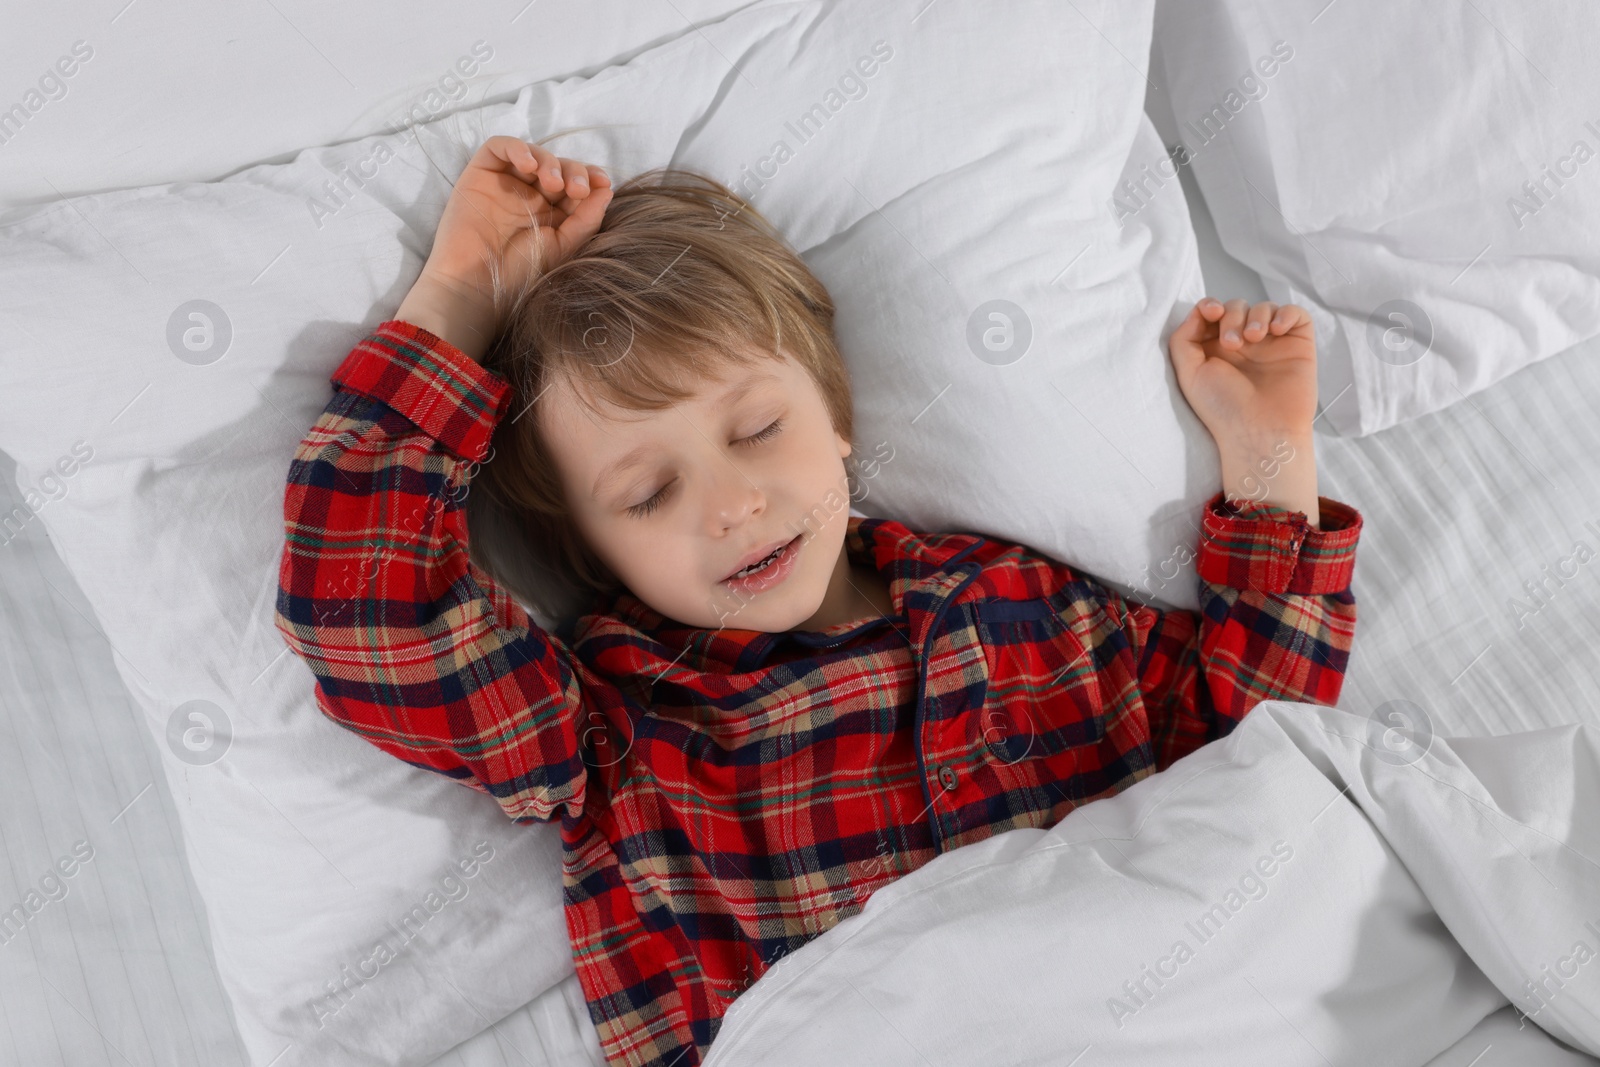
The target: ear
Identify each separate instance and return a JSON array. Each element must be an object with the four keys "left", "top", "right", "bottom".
[{"left": 836, "top": 432, "right": 853, "bottom": 460}]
